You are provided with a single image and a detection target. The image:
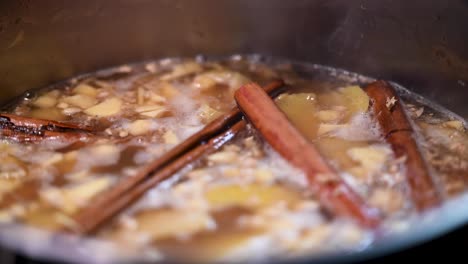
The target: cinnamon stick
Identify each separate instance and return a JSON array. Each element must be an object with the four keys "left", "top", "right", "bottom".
[
  {"left": 364, "top": 80, "right": 442, "bottom": 210},
  {"left": 0, "top": 113, "right": 93, "bottom": 142},
  {"left": 234, "top": 83, "right": 381, "bottom": 228},
  {"left": 70, "top": 80, "right": 285, "bottom": 234},
  {"left": 72, "top": 121, "right": 246, "bottom": 234}
]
